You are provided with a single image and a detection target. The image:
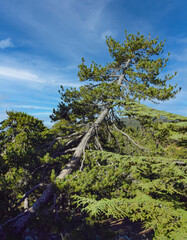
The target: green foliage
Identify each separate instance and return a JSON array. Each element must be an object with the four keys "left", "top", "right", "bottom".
[
  {"left": 0, "top": 111, "right": 80, "bottom": 225},
  {"left": 121, "top": 101, "right": 187, "bottom": 149},
  {"left": 75, "top": 196, "right": 187, "bottom": 240},
  {"left": 50, "top": 119, "right": 75, "bottom": 136},
  {"left": 51, "top": 31, "right": 179, "bottom": 122},
  {"left": 0, "top": 111, "right": 47, "bottom": 167},
  {"left": 0, "top": 112, "right": 50, "bottom": 221},
  {"left": 50, "top": 169, "right": 56, "bottom": 182},
  {"left": 57, "top": 151, "right": 187, "bottom": 240}
]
